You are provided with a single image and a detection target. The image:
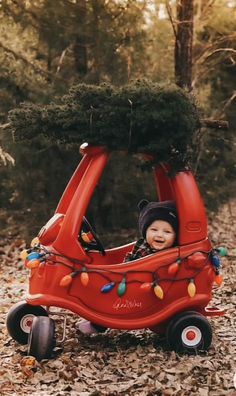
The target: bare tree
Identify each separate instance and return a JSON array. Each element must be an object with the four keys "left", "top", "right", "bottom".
[
  {"left": 73, "top": 0, "right": 88, "bottom": 77},
  {"left": 166, "top": 0, "right": 228, "bottom": 130},
  {"left": 175, "top": 0, "right": 194, "bottom": 90}
]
